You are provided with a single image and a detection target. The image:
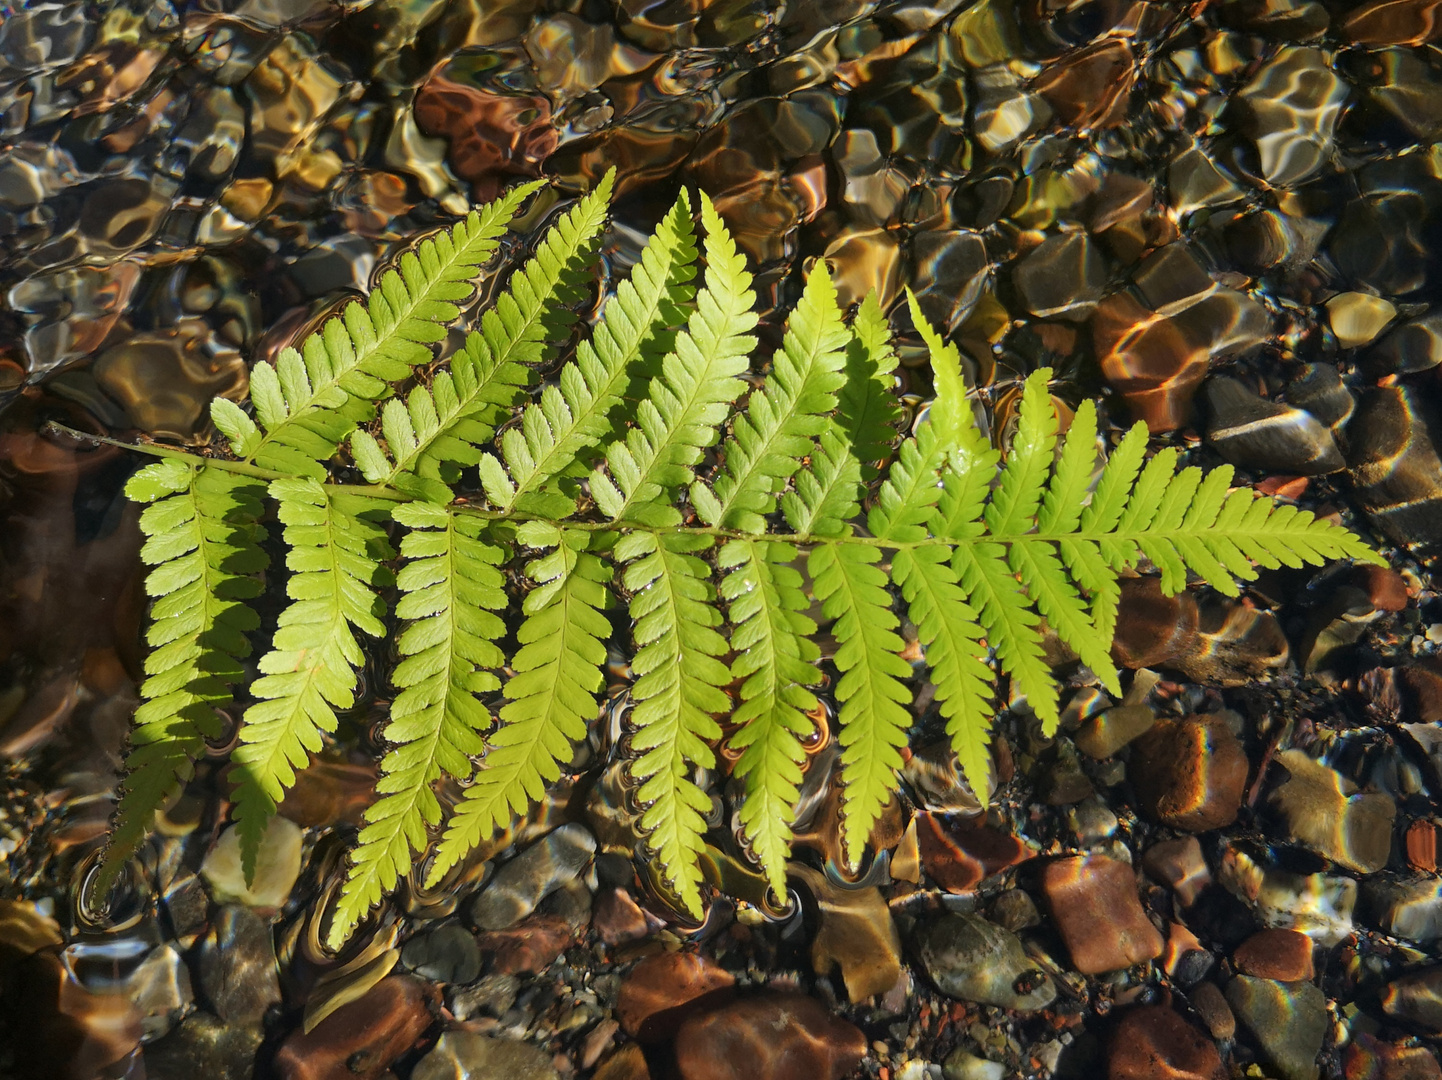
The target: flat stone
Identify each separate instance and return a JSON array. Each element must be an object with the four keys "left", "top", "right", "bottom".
[
  {"left": 673, "top": 992, "right": 866, "bottom": 1080},
  {"left": 1348, "top": 386, "right": 1442, "bottom": 546},
  {"left": 1130, "top": 715, "right": 1248, "bottom": 832},
  {"left": 1383, "top": 966, "right": 1442, "bottom": 1032},
  {"left": 1226, "top": 976, "right": 1326, "bottom": 1080},
  {"left": 915, "top": 812, "right": 1030, "bottom": 892},
  {"left": 1204, "top": 377, "right": 1344, "bottom": 475},
  {"left": 1041, "top": 855, "right": 1164, "bottom": 974},
  {"left": 1343, "top": 1032, "right": 1442, "bottom": 1080},
  {"left": 476, "top": 914, "right": 574, "bottom": 975},
  {"left": 411, "top": 1031, "right": 559, "bottom": 1080},
  {"left": 1328, "top": 292, "right": 1396, "bottom": 349},
  {"left": 1142, "top": 836, "right": 1212, "bottom": 906},
  {"left": 142, "top": 1012, "right": 264, "bottom": 1080},
  {"left": 1363, "top": 875, "right": 1442, "bottom": 944},
  {"left": 202, "top": 817, "right": 303, "bottom": 910},
  {"left": 617, "top": 952, "right": 736, "bottom": 1043},
  {"left": 1215, "top": 843, "right": 1357, "bottom": 945},
  {"left": 913, "top": 913, "right": 1056, "bottom": 1012},
  {"left": 1233, "top": 929, "right": 1314, "bottom": 982},
  {"left": 471, "top": 824, "right": 596, "bottom": 931},
  {"left": 1107, "top": 1004, "right": 1225, "bottom": 1080},
  {"left": 795, "top": 866, "right": 902, "bottom": 1004},
  {"left": 1111, "top": 577, "right": 1199, "bottom": 669},
  {"left": 943, "top": 1050, "right": 1007, "bottom": 1080},
  {"left": 1076, "top": 705, "right": 1157, "bottom": 759},
  {"left": 1269, "top": 749, "right": 1397, "bottom": 873},
  {"left": 1190, "top": 981, "right": 1235, "bottom": 1042},
  {"left": 197, "top": 906, "right": 281, "bottom": 1027},
  {"left": 274, "top": 976, "right": 437, "bottom": 1080},
  {"left": 592, "top": 888, "right": 653, "bottom": 946}
]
